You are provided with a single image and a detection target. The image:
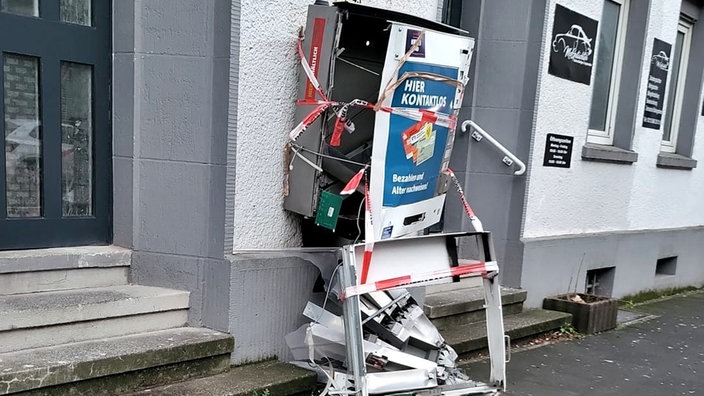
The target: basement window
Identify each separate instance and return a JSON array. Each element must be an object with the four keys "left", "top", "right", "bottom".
[
  {"left": 585, "top": 267, "right": 615, "bottom": 296},
  {"left": 656, "top": 256, "right": 677, "bottom": 276}
]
